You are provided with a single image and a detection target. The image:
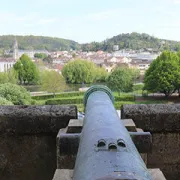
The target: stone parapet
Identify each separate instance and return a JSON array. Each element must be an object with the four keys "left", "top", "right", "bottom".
[
  {"left": 121, "top": 104, "right": 180, "bottom": 132},
  {"left": 0, "top": 105, "right": 77, "bottom": 135},
  {"left": 0, "top": 105, "right": 77, "bottom": 180},
  {"left": 121, "top": 104, "right": 180, "bottom": 180}
]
